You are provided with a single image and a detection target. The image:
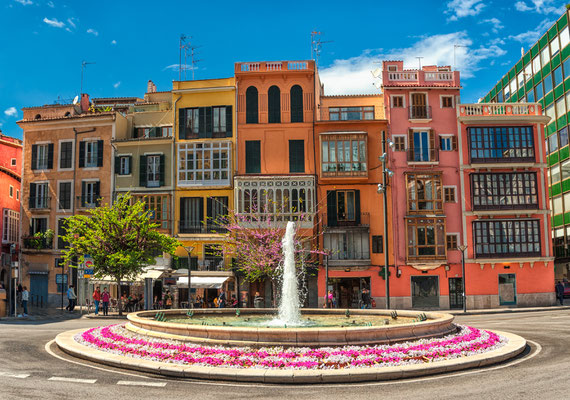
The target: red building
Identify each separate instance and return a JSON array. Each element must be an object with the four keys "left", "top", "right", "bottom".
[{"left": 0, "top": 131, "right": 22, "bottom": 291}]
